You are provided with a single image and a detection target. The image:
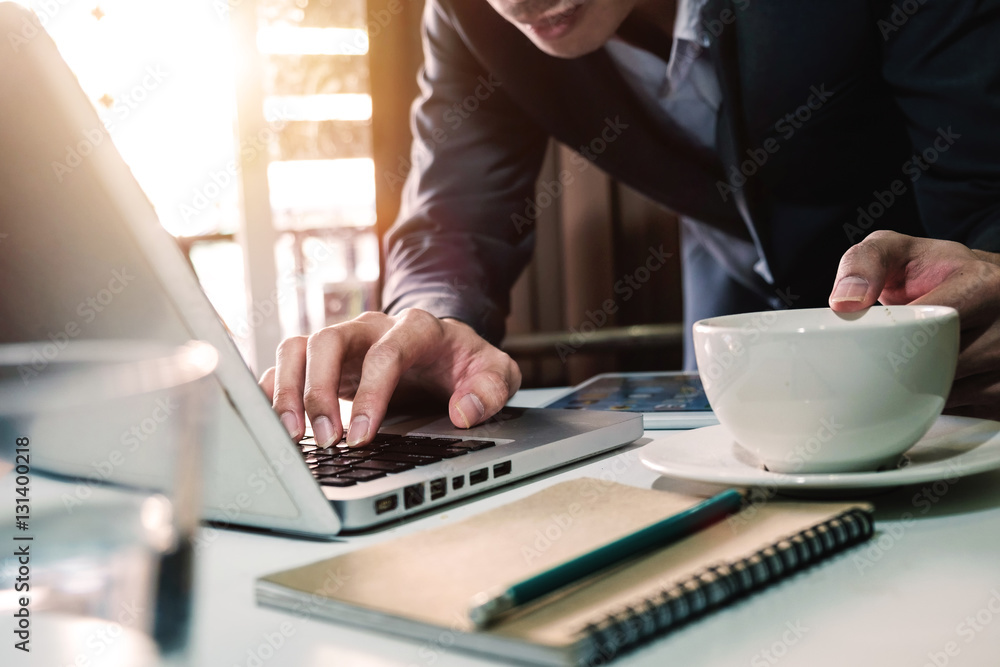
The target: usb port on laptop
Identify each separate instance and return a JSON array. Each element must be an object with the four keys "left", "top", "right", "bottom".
[
  {"left": 403, "top": 483, "right": 424, "bottom": 509},
  {"left": 493, "top": 461, "right": 511, "bottom": 478},
  {"left": 374, "top": 494, "right": 398, "bottom": 515},
  {"left": 469, "top": 468, "right": 488, "bottom": 485}
]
